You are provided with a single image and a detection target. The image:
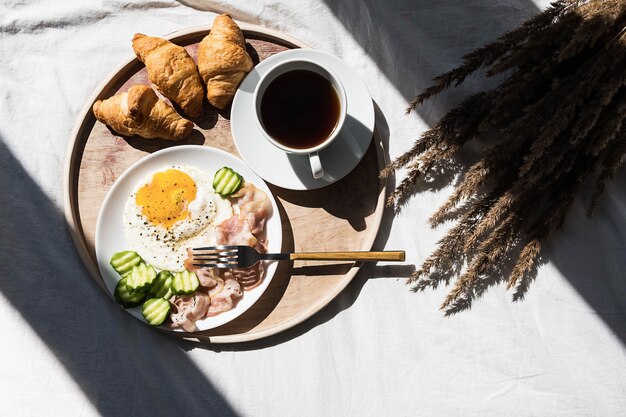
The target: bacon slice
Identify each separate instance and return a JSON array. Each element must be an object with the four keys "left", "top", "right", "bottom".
[
  {"left": 184, "top": 248, "right": 219, "bottom": 287},
  {"left": 222, "top": 263, "right": 265, "bottom": 290},
  {"left": 232, "top": 183, "right": 272, "bottom": 235},
  {"left": 169, "top": 291, "right": 211, "bottom": 332},
  {"left": 208, "top": 276, "right": 225, "bottom": 297},
  {"left": 206, "top": 278, "right": 243, "bottom": 316},
  {"left": 216, "top": 215, "right": 257, "bottom": 247},
  {"left": 255, "top": 239, "right": 268, "bottom": 253}
]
